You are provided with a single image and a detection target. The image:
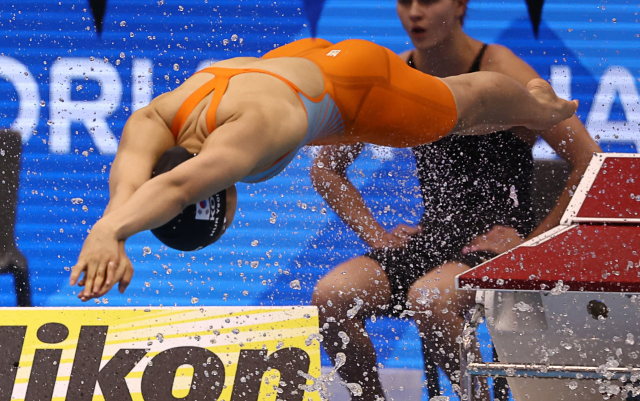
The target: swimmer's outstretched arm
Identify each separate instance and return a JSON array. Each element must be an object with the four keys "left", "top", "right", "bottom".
[
  {"left": 105, "top": 107, "right": 176, "bottom": 216},
  {"left": 70, "top": 115, "right": 267, "bottom": 300},
  {"left": 442, "top": 74, "right": 578, "bottom": 135}
]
